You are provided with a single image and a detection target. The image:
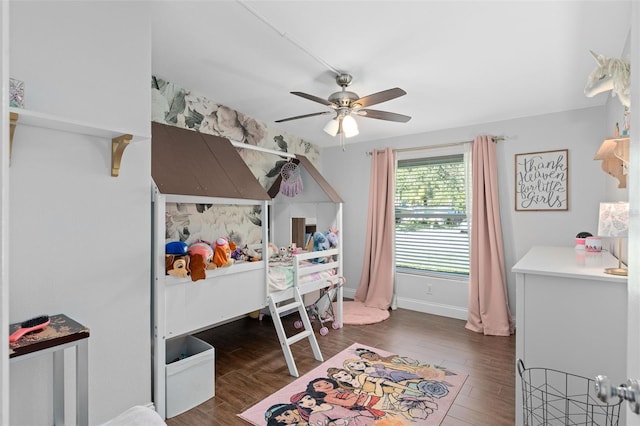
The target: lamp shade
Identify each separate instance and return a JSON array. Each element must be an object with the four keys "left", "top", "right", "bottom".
[
  {"left": 323, "top": 118, "right": 340, "bottom": 136},
  {"left": 597, "top": 202, "right": 629, "bottom": 237},
  {"left": 341, "top": 115, "right": 359, "bottom": 138}
]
